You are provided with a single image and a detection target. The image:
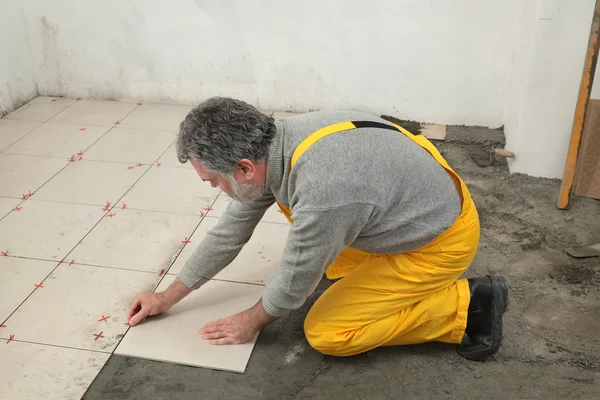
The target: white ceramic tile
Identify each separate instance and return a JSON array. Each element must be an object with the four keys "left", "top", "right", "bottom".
[
  {"left": 272, "top": 111, "right": 299, "bottom": 119},
  {"left": 0, "top": 197, "right": 22, "bottom": 218},
  {"left": 84, "top": 127, "right": 174, "bottom": 164},
  {"left": 49, "top": 99, "right": 138, "bottom": 127},
  {"left": 0, "top": 119, "right": 42, "bottom": 151},
  {"left": 0, "top": 341, "right": 109, "bottom": 400},
  {"left": 0, "top": 258, "right": 56, "bottom": 322},
  {"left": 121, "top": 165, "right": 220, "bottom": 214},
  {"left": 3, "top": 123, "right": 110, "bottom": 158},
  {"left": 115, "top": 276, "right": 264, "bottom": 373},
  {"left": 157, "top": 142, "right": 193, "bottom": 168},
  {"left": 119, "top": 103, "right": 194, "bottom": 131},
  {"left": 421, "top": 123, "right": 447, "bottom": 141},
  {"left": 35, "top": 160, "right": 146, "bottom": 206},
  {"left": 70, "top": 209, "right": 199, "bottom": 273},
  {"left": 0, "top": 201, "right": 101, "bottom": 260},
  {"left": 4, "top": 96, "right": 76, "bottom": 122},
  {"left": 169, "top": 217, "right": 290, "bottom": 285},
  {"left": 2, "top": 264, "right": 159, "bottom": 352},
  {"left": 0, "top": 154, "right": 68, "bottom": 198},
  {"left": 210, "top": 194, "right": 290, "bottom": 224}
]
